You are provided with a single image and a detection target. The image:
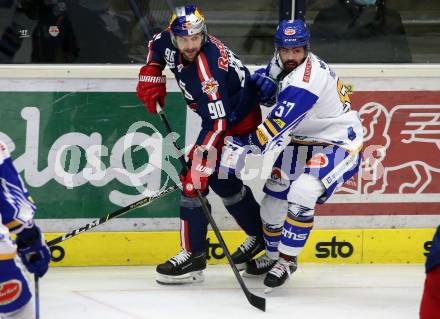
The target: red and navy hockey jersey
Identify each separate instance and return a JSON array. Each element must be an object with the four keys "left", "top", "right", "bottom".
[{"left": 146, "top": 29, "right": 261, "bottom": 154}]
